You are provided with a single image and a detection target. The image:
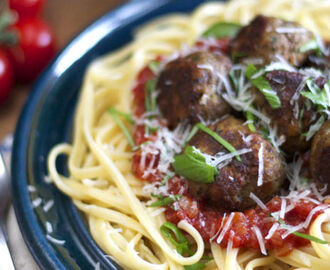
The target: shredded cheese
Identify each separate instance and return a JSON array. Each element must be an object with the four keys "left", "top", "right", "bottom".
[
  {"left": 265, "top": 223, "right": 279, "bottom": 240},
  {"left": 250, "top": 192, "right": 268, "bottom": 210},
  {"left": 217, "top": 213, "right": 235, "bottom": 244},
  {"left": 257, "top": 143, "right": 264, "bottom": 186},
  {"left": 253, "top": 226, "right": 267, "bottom": 255}
]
